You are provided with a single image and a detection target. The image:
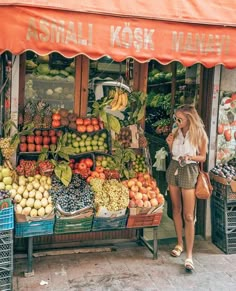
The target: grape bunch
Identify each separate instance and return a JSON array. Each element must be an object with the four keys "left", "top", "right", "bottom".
[
  {"left": 49, "top": 175, "right": 94, "bottom": 213},
  {"left": 0, "top": 138, "right": 16, "bottom": 160},
  {"left": 90, "top": 178, "right": 129, "bottom": 211}
]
